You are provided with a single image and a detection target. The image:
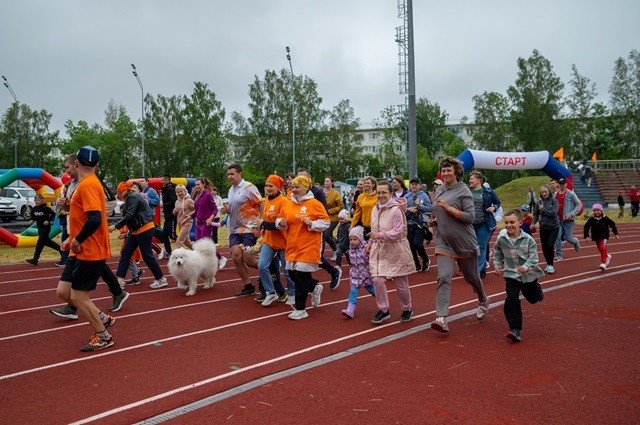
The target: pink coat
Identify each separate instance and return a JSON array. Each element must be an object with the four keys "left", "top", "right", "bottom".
[{"left": 368, "top": 198, "right": 415, "bottom": 278}]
